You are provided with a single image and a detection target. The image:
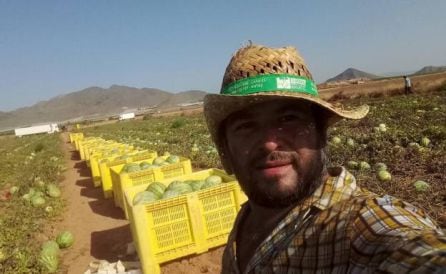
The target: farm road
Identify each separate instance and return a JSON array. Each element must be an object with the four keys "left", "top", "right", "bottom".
[
  {"left": 57, "top": 133, "right": 134, "bottom": 273},
  {"left": 57, "top": 133, "right": 224, "bottom": 273}
]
